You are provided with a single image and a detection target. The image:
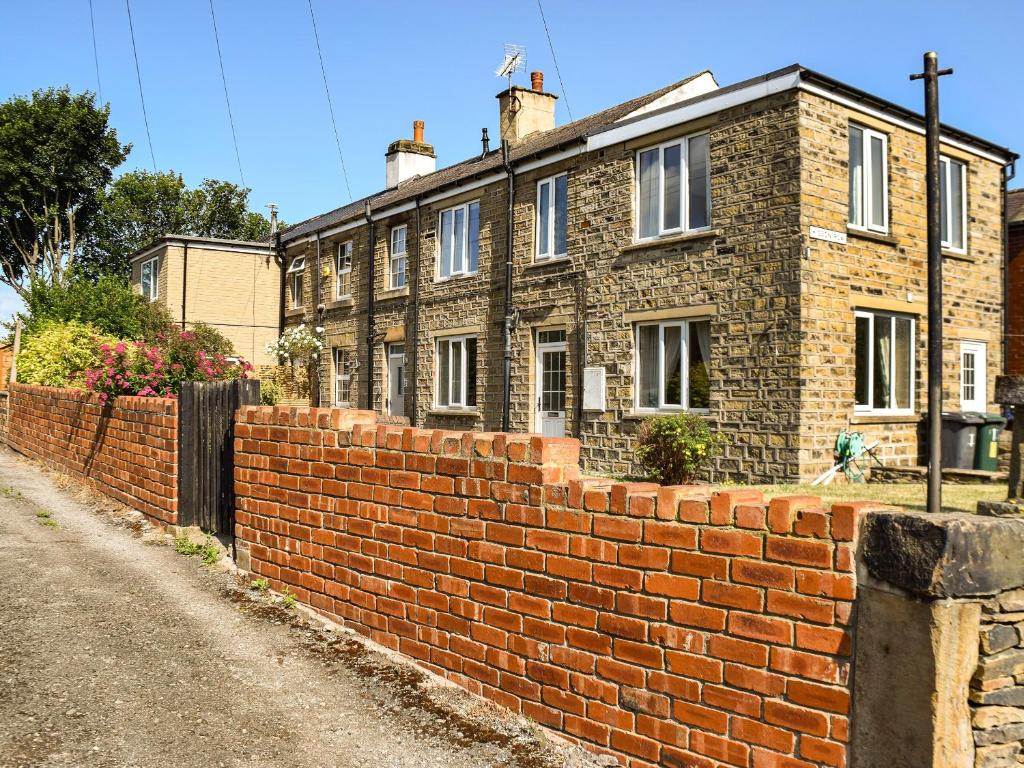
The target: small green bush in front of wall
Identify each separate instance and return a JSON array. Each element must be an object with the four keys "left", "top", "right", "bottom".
[
  {"left": 635, "top": 412, "right": 726, "bottom": 486},
  {"left": 17, "top": 319, "right": 119, "bottom": 388}
]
